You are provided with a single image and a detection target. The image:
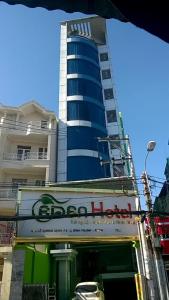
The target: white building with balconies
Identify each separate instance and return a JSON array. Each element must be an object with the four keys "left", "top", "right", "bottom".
[
  {"left": 0, "top": 100, "right": 57, "bottom": 216},
  {"left": 0, "top": 100, "right": 57, "bottom": 299}
]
